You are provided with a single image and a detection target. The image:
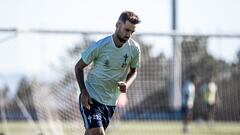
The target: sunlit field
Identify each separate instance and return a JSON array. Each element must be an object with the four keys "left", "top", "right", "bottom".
[
  {"left": 109, "top": 121, "right": 240, "bottom": 135},
  {"left": 1, "top": 121, "right": 240, "bottom": 135}
]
